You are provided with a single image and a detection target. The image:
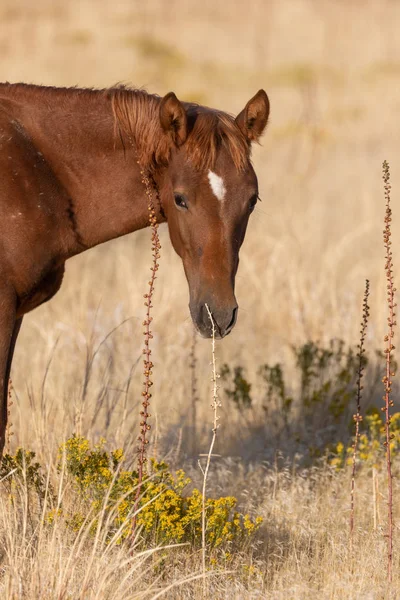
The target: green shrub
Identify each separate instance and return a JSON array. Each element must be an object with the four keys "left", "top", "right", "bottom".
[
  {"left": 222, "top": 340, "right": 363, "bottom": 423},
  {"left": 292, "top": 339, "right": 362, "bottom": 419},
  {"left": 220, "top": 364, "right": 253, "bottom": 409},
  {"left": 218, "top": 339, "right": 400, "bottom": 463},
  {"left": 0, "top": 447, "right": 45, "bottom": 499}
]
